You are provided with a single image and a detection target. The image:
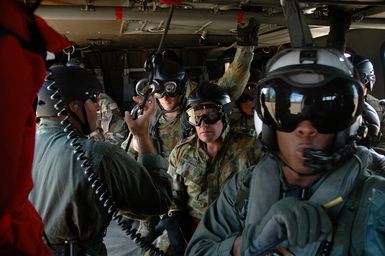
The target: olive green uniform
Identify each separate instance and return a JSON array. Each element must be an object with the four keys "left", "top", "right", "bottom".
[
  {"left": 186, "top": 146, "right": 385, "bottom": 255},
  {"left": 30, "top": 119, "right": 172, "bottom": 255}
]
